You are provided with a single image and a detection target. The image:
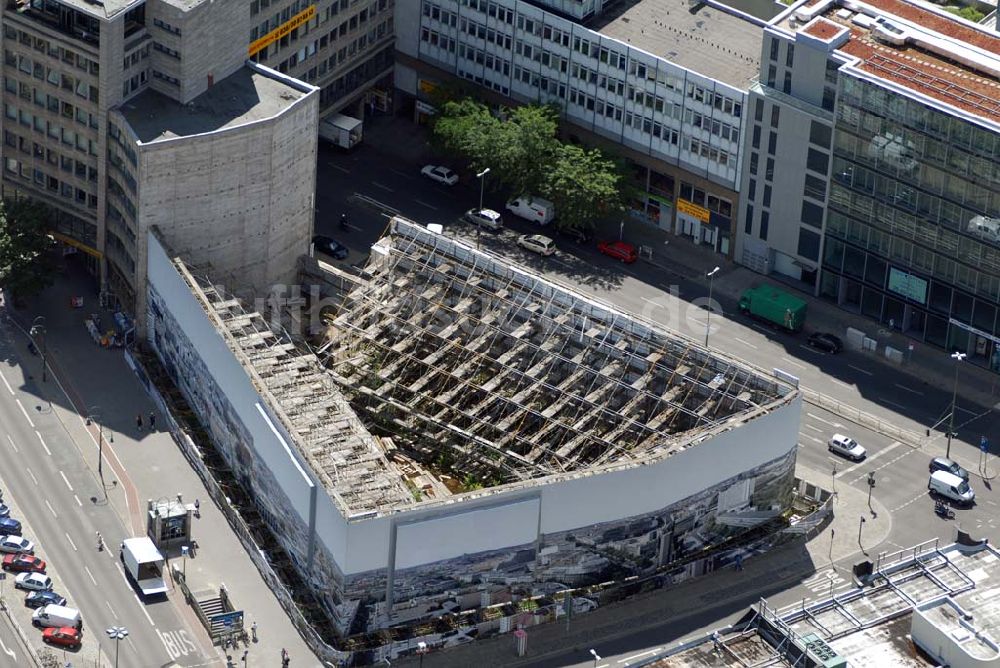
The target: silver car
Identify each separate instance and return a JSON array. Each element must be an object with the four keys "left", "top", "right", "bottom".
[
  {"left": 0, "top": 535, "right": 34, "bottom": 554},
  {"left": 463, "top": 208, "right": 503, "bottom": 231},
  {"left": 828, "top": 434, "right": 866, "bottom": 461},
  {"left": 516, "top": 234, "right": 556, "bottom": 257}
]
